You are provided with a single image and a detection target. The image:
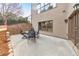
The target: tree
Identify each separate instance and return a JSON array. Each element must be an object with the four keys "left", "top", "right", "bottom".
[
  {"left": 0, "top": 3, "right": 22, "bottom": 25},
  {"left": 18, "top": 16, "right": 29, "bottom": 23}
]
